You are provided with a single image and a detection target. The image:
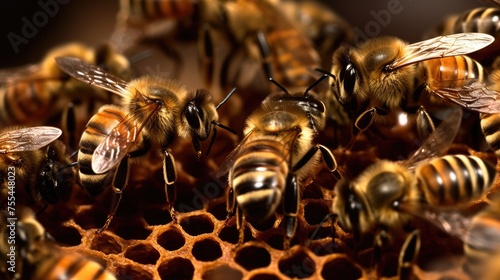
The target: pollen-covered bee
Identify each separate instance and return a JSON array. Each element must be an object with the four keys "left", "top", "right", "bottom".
[
  {"left": 0, "top": 126, "right": 74, "bottom": 212},
  {"left": 55, "top": 56, "right": 235, "bottom": 231},
  {"left": 0, "top": 42, "right": 131, "bottom": 147},
  {"left": 329, "top": 32, "right": 497, "bottom": 146},
  {"left": 111, "top": 0, "right": 321, "bottom": 89},
  {"left": 218, "top": 75, "right": 339, "bottom": 248},
  {"left": 332, "top": 106, "right": 497, "bottom": 248},
  {"left": 0, "top": 207, "right": 116, "bottom": 280}
]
